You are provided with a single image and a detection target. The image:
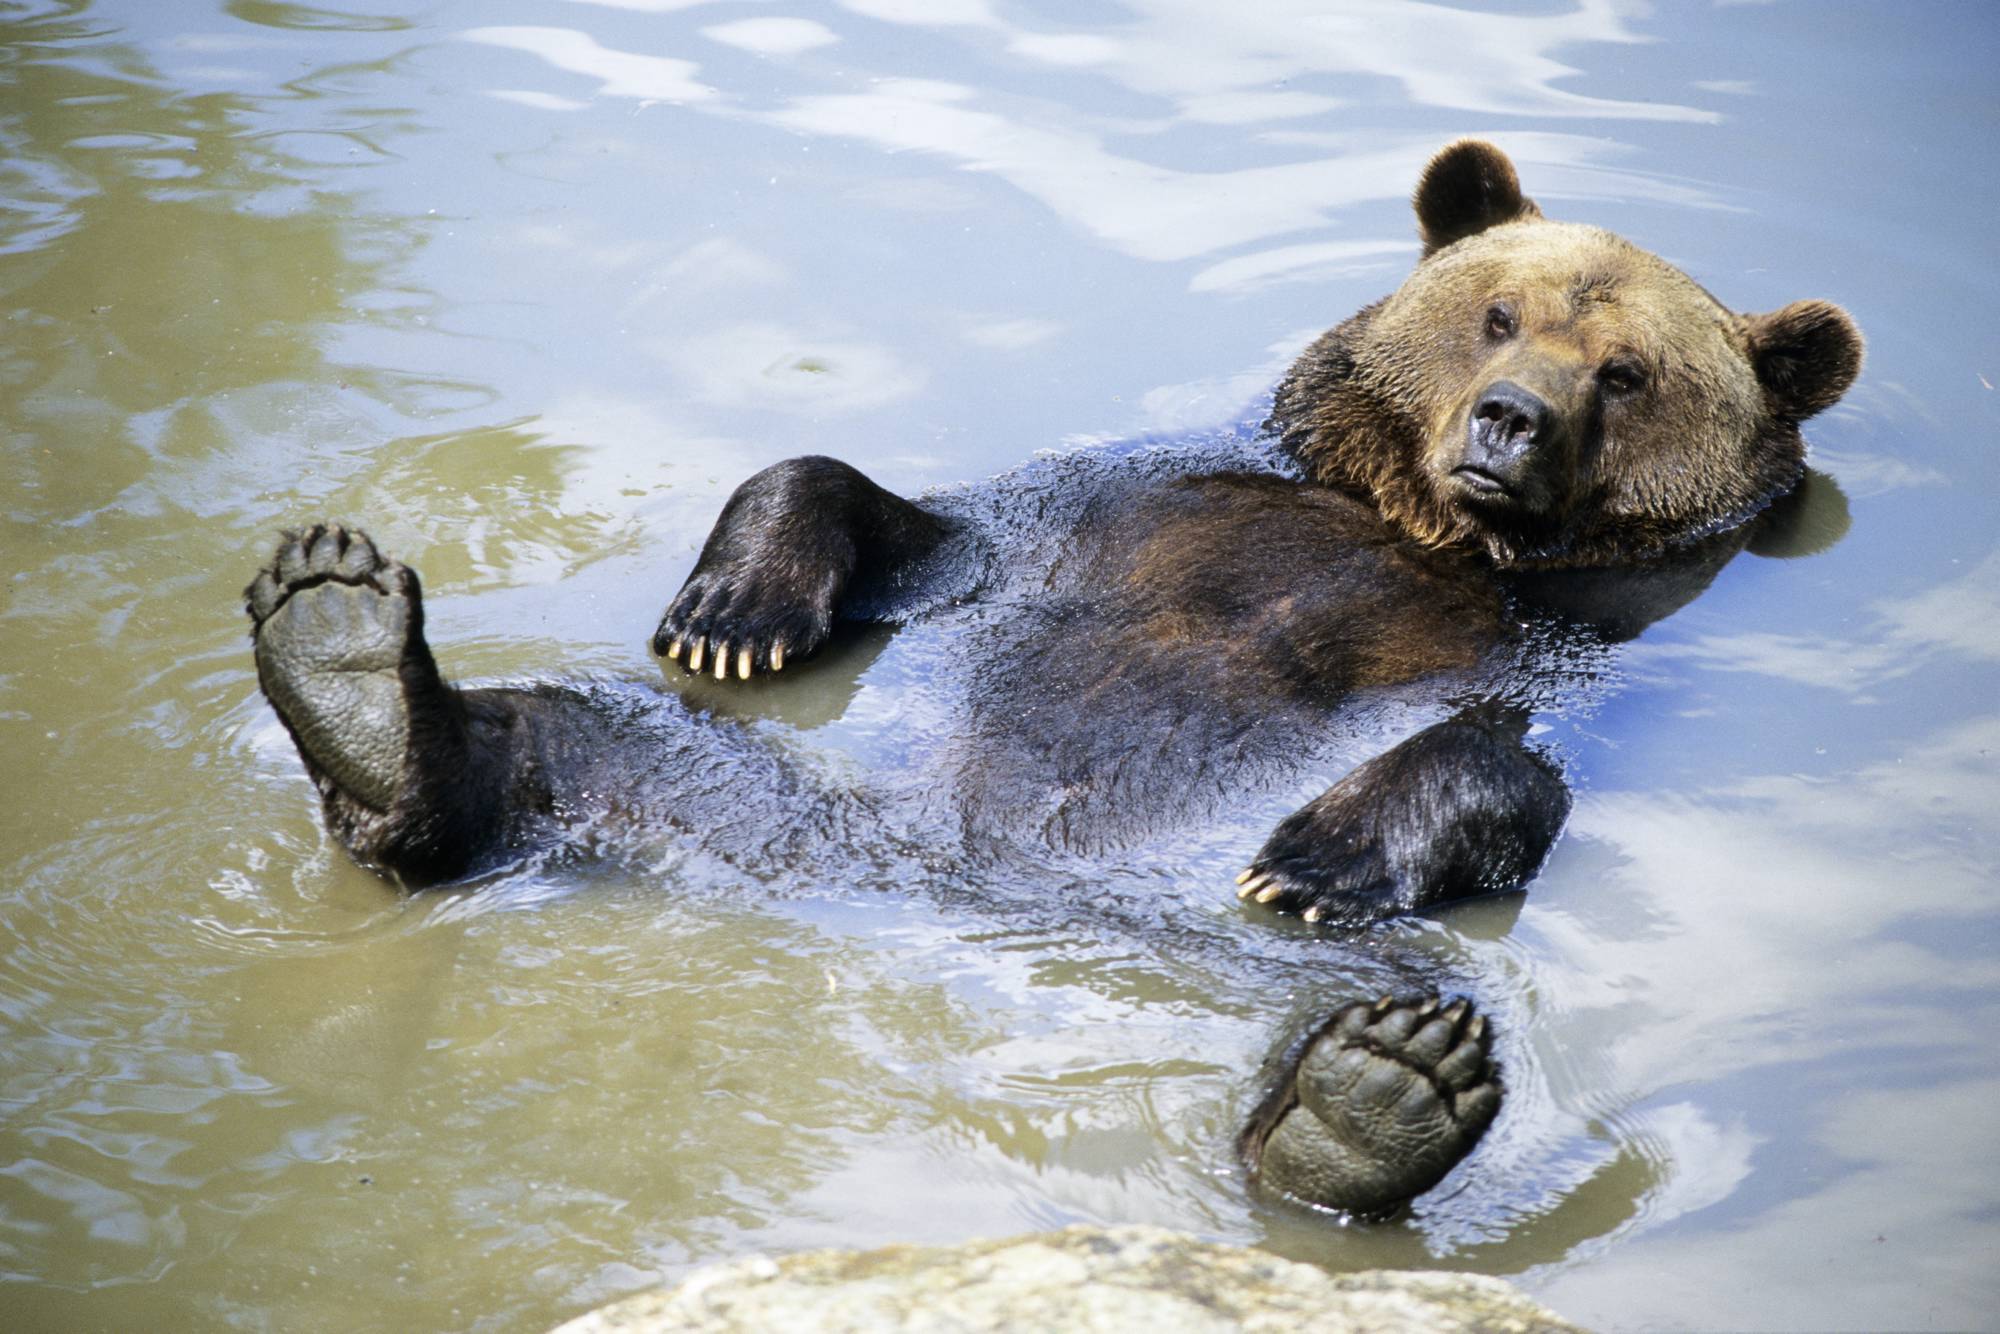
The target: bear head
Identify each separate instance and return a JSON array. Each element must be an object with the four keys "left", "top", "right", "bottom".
[{"left": 1270, "top": 140, "right": 1864, "bottom": 568}]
